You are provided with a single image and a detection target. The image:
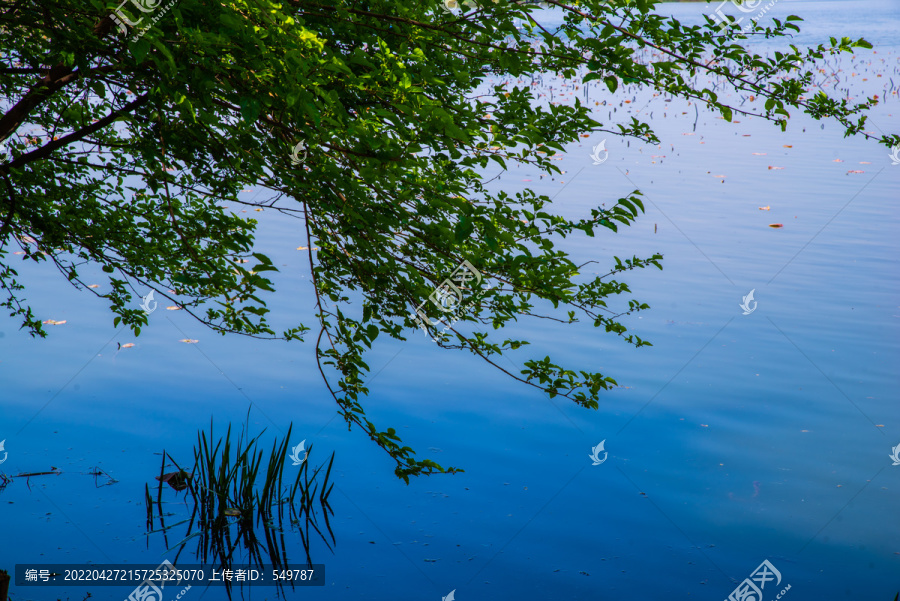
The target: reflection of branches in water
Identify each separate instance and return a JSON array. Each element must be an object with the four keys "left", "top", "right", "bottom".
[
  {"left": 87, "top": 466, "right": 119, "bottom": 488},
  {"left": 144, "top": 420, "right": 335, "bottom": 597}
]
